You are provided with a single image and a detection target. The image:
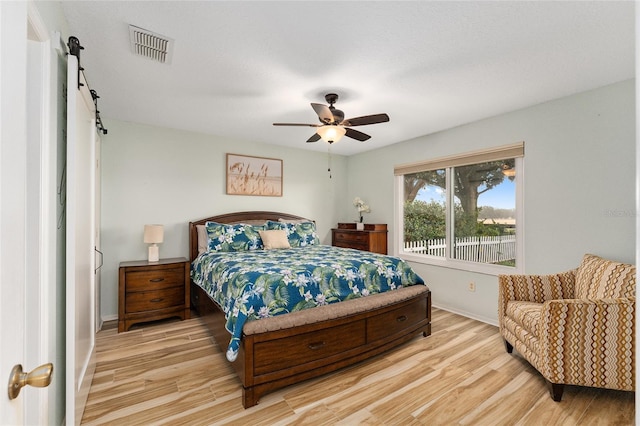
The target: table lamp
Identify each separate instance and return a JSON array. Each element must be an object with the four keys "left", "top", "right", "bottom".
[{"left": 144, "top": 224, "right": 164, "bottom": 262}]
